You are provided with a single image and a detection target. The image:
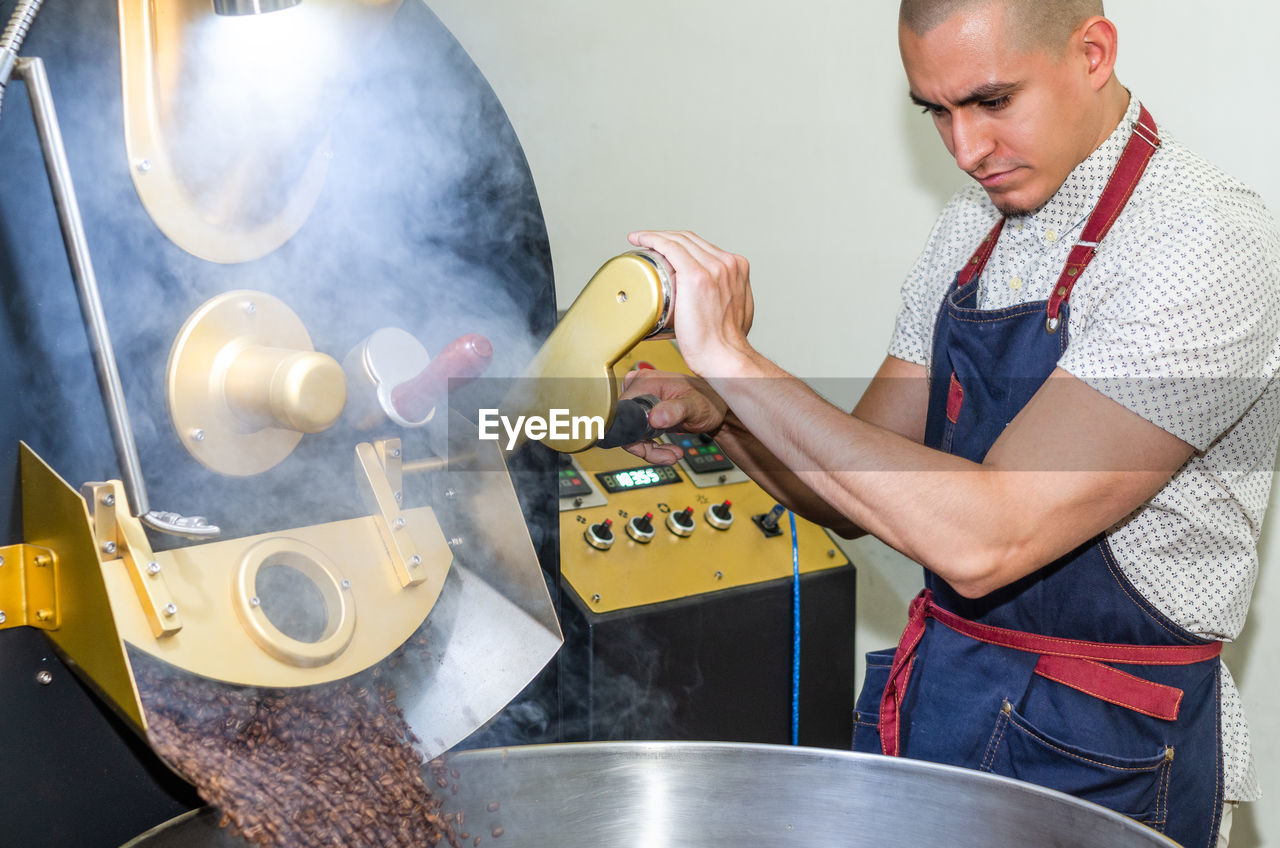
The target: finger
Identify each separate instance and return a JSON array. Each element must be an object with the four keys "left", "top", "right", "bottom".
[{"left": 623, "top": 440, "right": 681, "bottom": 465}]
